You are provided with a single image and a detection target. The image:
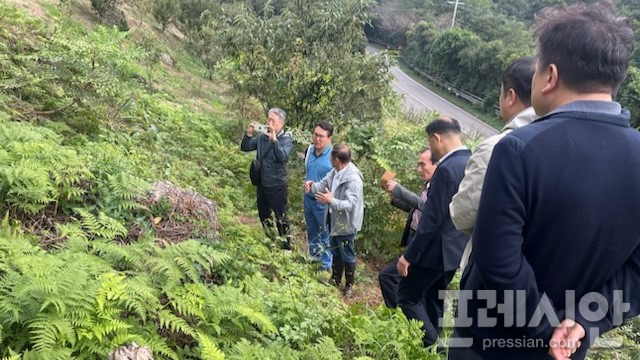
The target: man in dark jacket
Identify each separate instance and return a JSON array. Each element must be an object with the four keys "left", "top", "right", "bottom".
[
  {"left": 241, "top": 107, "right": 293, "bottom": 249},
  {"left": 450, "top": 2, "right": 640, "bottom": 359},
  {"left": 378, "top": 147, "right": 437, "bottom": 308},
  {"left": 396, "top": 117, "right": 471, "bottom": 347}
]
